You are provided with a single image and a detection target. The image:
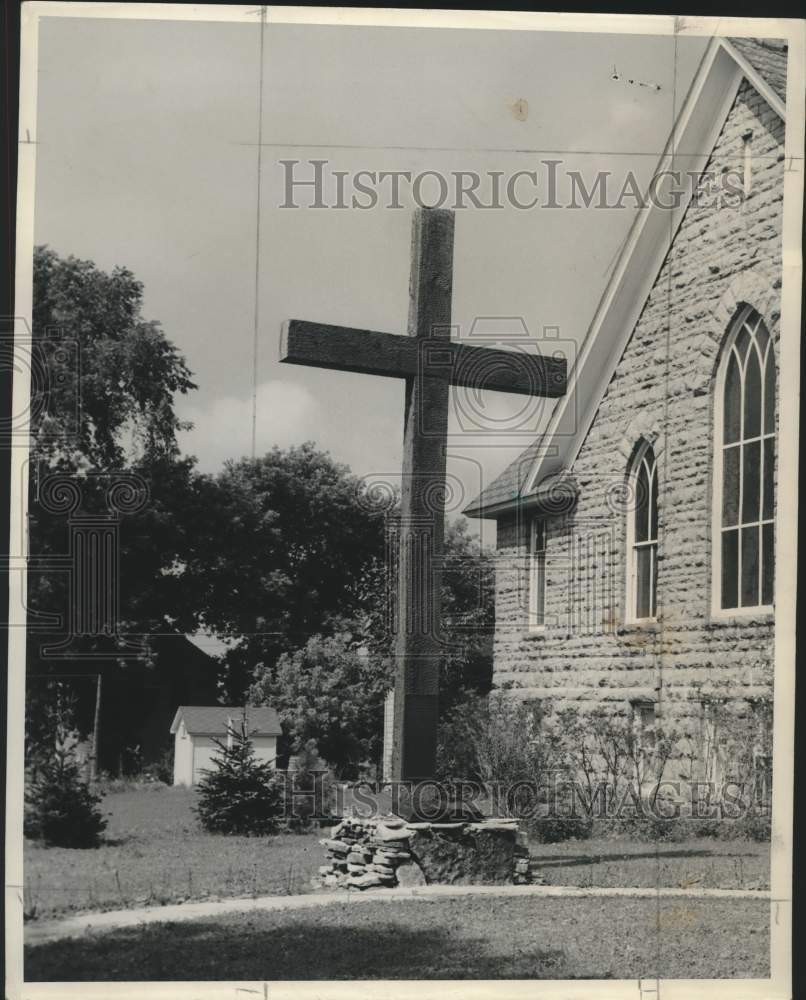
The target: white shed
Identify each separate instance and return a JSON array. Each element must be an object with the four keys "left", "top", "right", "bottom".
[{"left": 170, "top": 705, "right": 282, "bottom": 786}]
